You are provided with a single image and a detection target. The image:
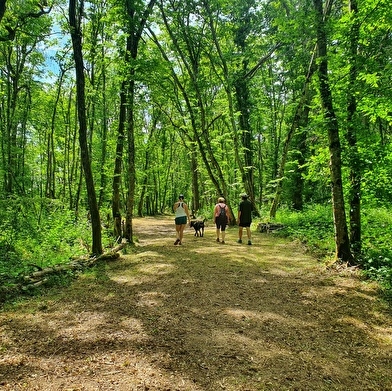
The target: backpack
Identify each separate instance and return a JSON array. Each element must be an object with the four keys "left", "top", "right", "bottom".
[{"left": 219, "top": 204, "right": 226, "bottom": 217}]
